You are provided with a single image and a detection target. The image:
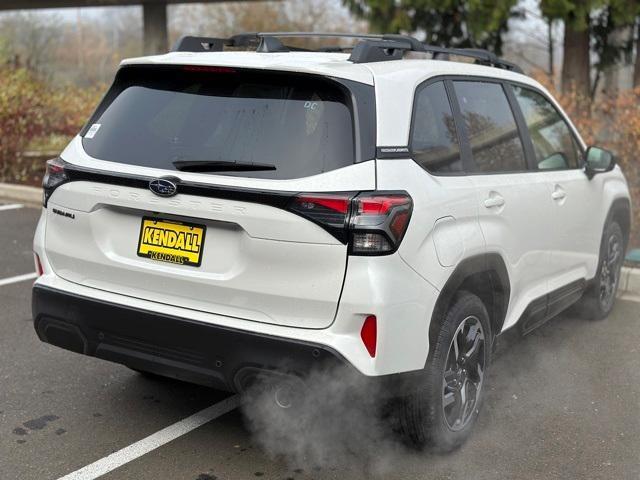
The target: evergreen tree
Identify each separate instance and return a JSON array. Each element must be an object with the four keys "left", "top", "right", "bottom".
[{"left": 342, "top": 0, "right": 521, "bottom": 55}]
